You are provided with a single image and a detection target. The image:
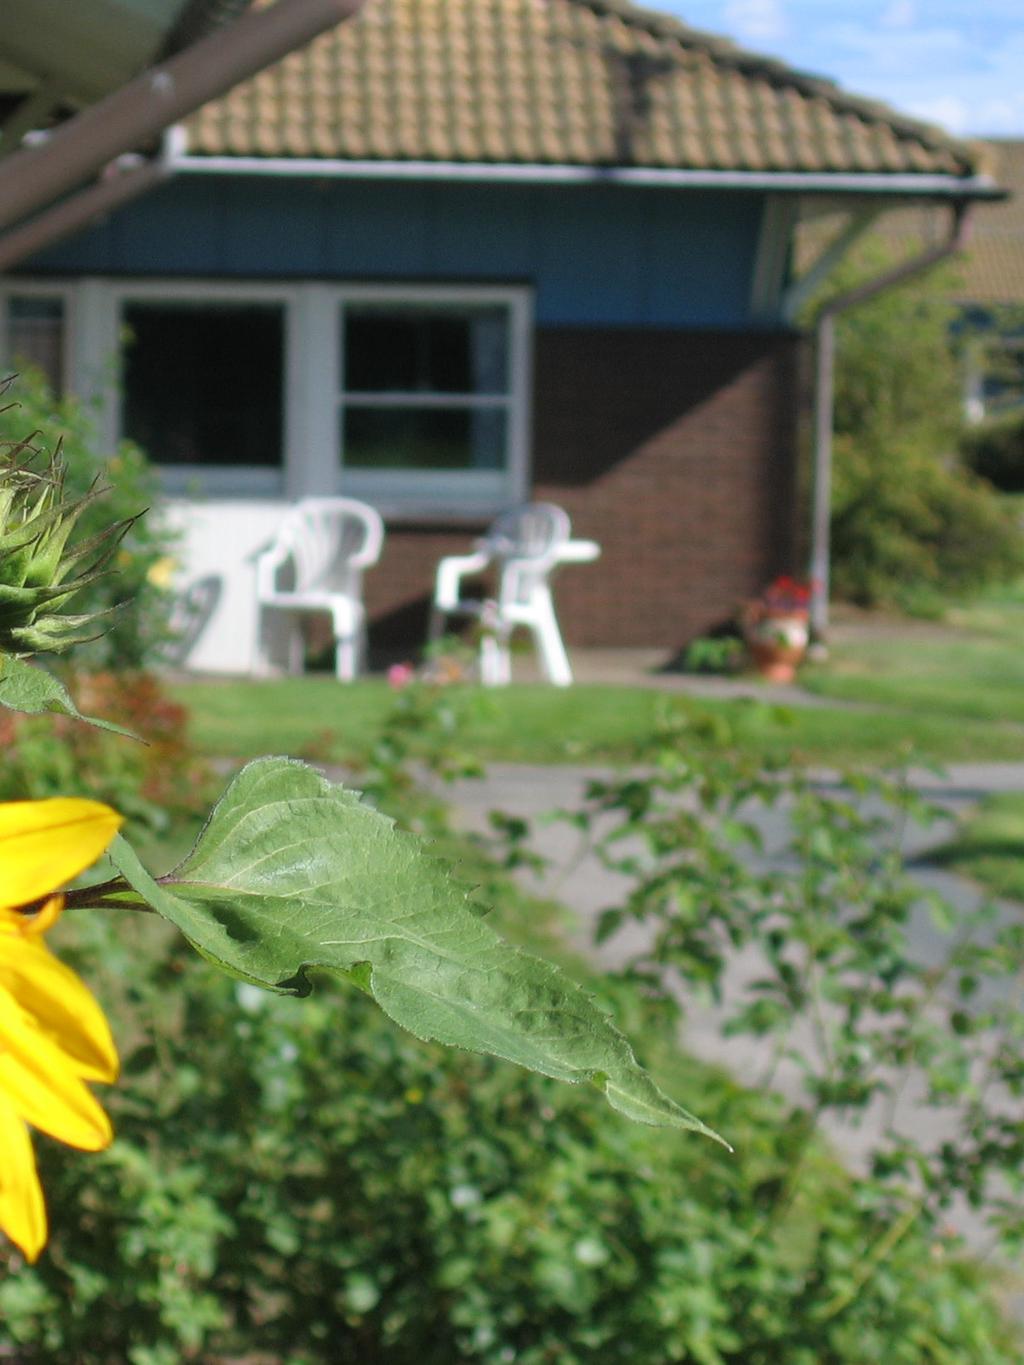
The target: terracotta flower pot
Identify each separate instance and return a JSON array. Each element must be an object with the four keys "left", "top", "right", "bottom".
[{"left": 743, "top": 611, "right": 809, "bottom": 683}]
